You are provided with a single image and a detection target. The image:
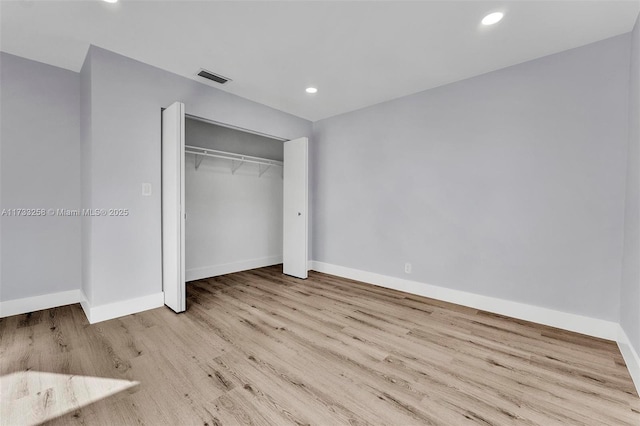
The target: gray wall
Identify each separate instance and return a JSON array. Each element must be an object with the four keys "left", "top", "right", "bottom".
[
  {"left": 2, "top": 31, "right": 635, "bottom": 330},
  {"left": 311, "top": 35, "right": 631, "bottom": 321},
  {"left": 84, "top": 46, "right": 311, "bottom": 306},
  {"left": 621, "top": 15, "right": 640, "bottom": 350},
  {"left": 185, "top": 119, "right": 284, "bottom": 278},
  {"left": 0, "top": 52, "right": 81, "bottom": 301}
]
